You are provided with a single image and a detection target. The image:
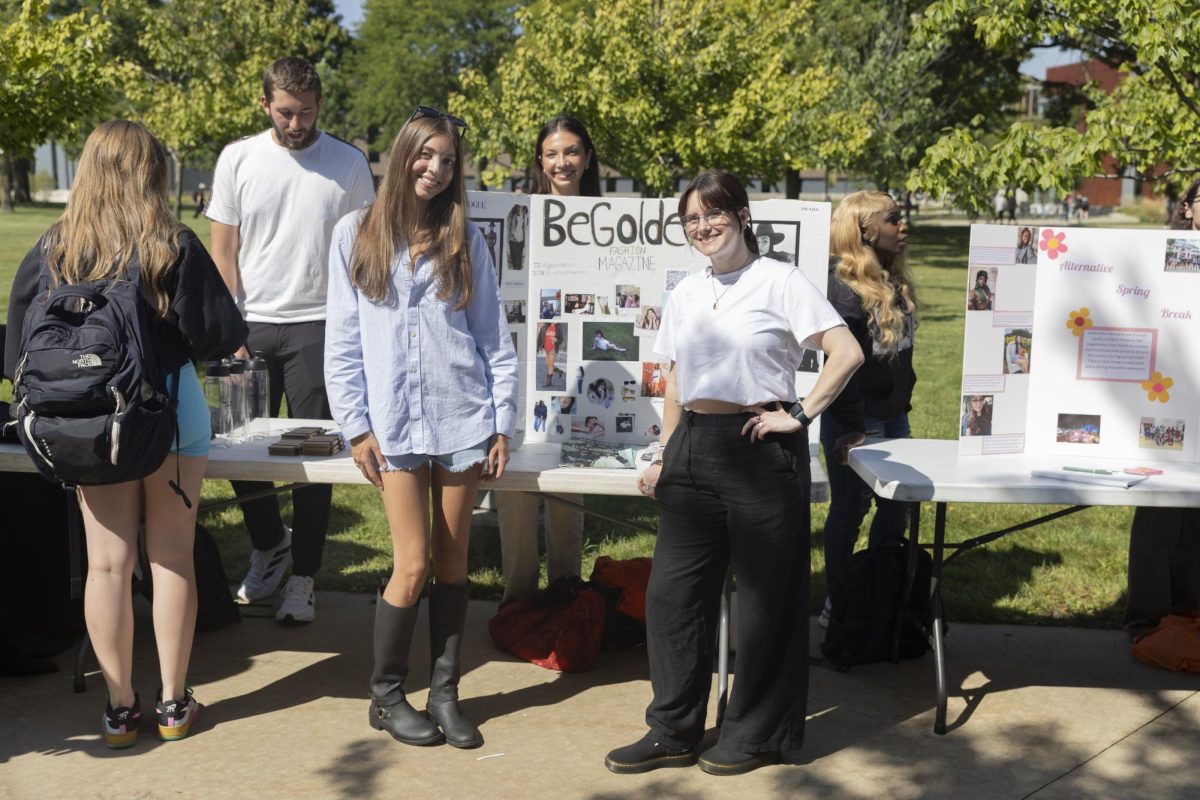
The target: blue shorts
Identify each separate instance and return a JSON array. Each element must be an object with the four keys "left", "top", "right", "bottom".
[
  {"left": 167, "top": 362, "right": 210, "bottom": 457},
  {"left": 382, "top": 440, "right": 490, "bottom": 473}
]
